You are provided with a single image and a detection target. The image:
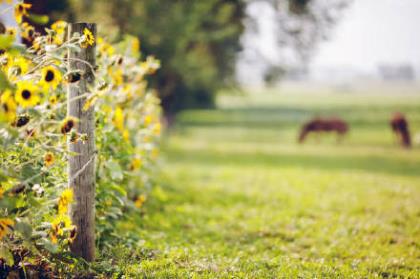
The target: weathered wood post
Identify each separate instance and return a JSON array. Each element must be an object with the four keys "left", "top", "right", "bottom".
[{"left": 67, "top": 22, "right": 96, "bottom": 261}]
